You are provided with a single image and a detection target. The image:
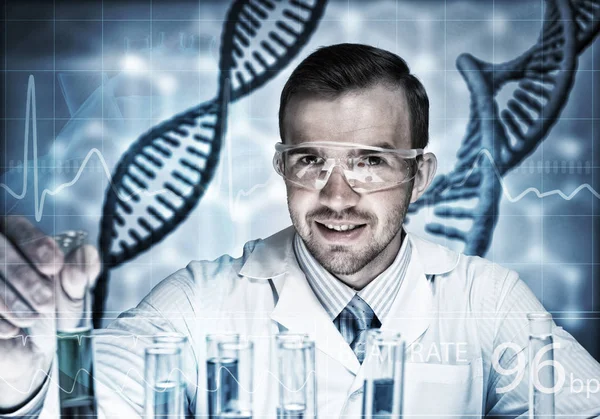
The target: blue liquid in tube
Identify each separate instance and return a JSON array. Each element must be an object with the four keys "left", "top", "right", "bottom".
[
  {"left": 206, "top": 357, "right": 239, "bottom": 418},
  {"left": 57, "top": 329, "right": 98, "bottom": 418},
  {"left": 362, "top": 378, "right": 394, "bottom": 419}
]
